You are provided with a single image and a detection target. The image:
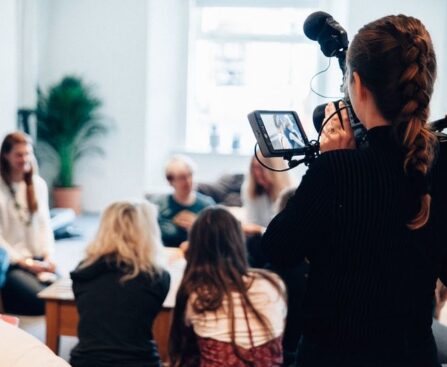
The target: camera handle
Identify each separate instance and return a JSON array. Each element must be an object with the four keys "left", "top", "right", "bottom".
[{"left": 254, "top": 140, "right": 320, "bottom": 172}]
